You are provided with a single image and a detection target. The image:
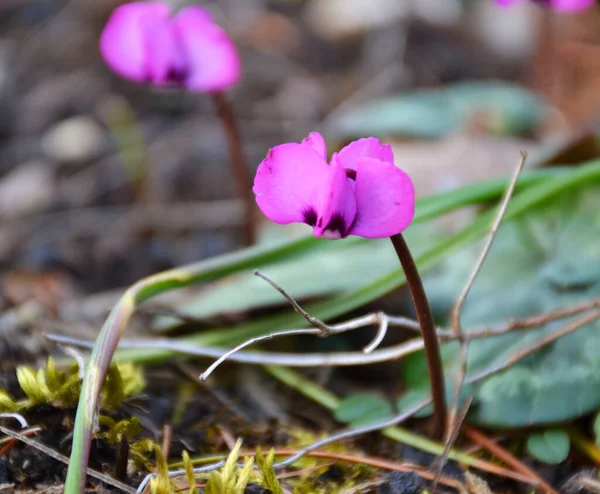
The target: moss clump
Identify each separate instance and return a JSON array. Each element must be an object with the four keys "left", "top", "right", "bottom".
[{"left": 0, "top": 357, "right": 145, "bottom": 412}]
